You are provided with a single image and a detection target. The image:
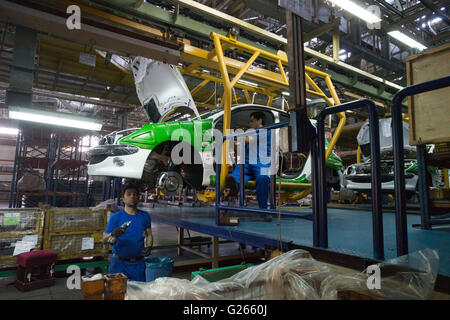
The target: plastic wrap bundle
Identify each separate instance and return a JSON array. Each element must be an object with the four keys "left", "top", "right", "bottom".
[
  {"left": 17, "top": 173, "right": 46, "bottom": 192},
  {"left": 320, "top": 248, "right": 439, "bottom": 300},
  {"left": 125, "top": 249, "right": 335, "bottom": 300},
  {"left": 92, "top": 199, "right": 121, "bottom": 213},
  {"left": 125, "top": 248, "right": 440, "bottom": 300}
]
